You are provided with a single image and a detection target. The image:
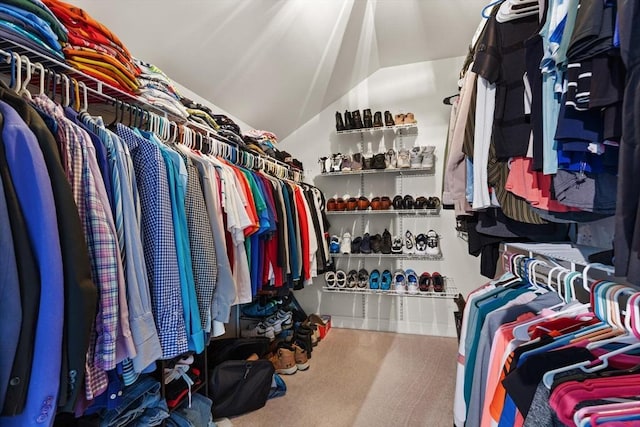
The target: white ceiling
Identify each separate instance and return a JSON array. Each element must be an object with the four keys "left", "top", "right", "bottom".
[{"left": 67, "top": 0, "right": 486, "bottom": 140}]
